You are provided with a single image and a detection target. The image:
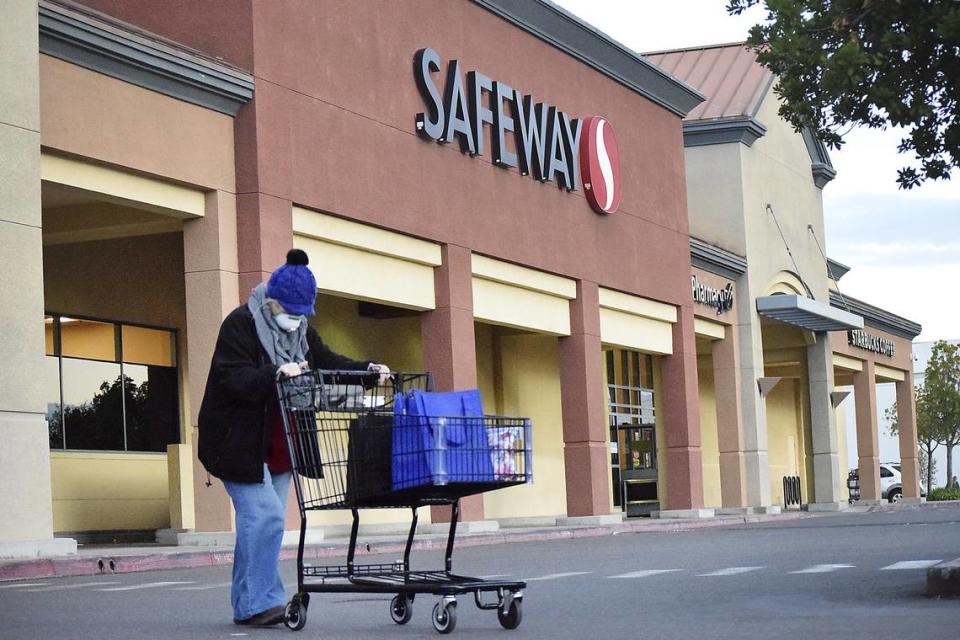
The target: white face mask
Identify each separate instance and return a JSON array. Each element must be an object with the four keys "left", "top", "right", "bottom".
[{"left": 275, "top": 313, "right": 304, "bottom": 332}]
